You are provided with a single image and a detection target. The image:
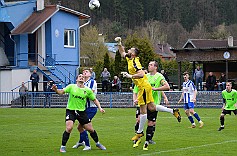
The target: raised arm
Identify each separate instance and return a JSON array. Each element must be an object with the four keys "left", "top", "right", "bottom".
[{"left": 115, "top": 37, "right": 126, "bottom": 58}]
